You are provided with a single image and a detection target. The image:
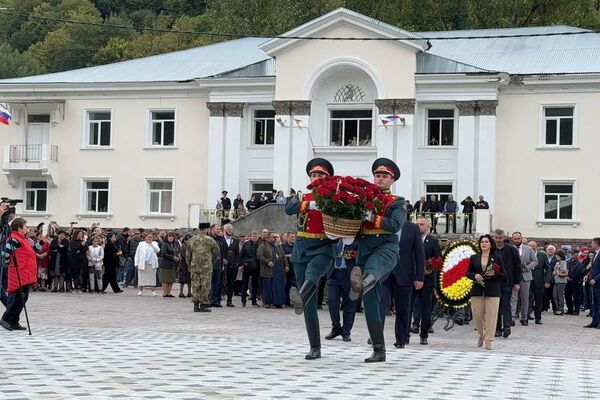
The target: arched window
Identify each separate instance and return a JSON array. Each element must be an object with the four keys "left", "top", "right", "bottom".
[{"left": 333, "top": 84, "right": 366, "bottom": 103}]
